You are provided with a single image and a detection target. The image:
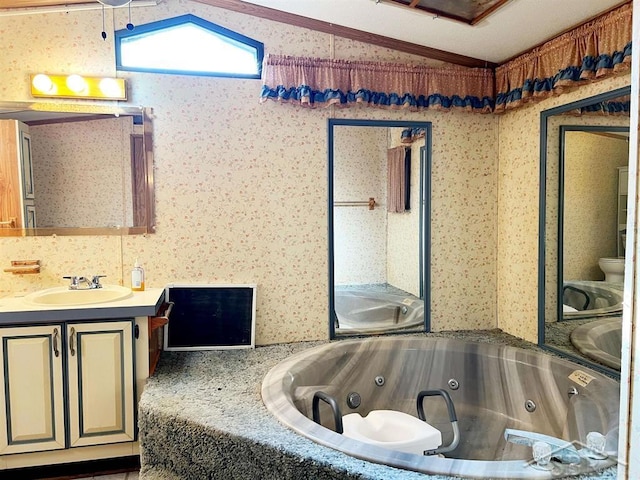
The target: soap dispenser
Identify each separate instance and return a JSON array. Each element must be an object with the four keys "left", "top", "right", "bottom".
[{"left": 131, "top": 259, "right": 145, "bottom": 291}]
